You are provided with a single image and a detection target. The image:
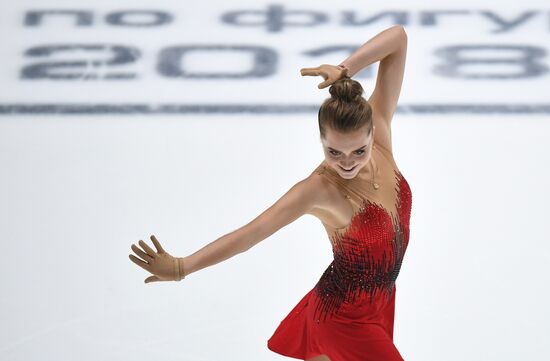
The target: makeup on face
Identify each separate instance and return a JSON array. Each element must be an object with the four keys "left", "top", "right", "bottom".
[
  {"left": 338, "top": 164, "right": 358, "bottom": 172},
  {"left": 325, "top": 144, "right": 369, "bottom": 168},
  {"left": 321, "top": 126, "right": 374, "bottom": 176}
]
